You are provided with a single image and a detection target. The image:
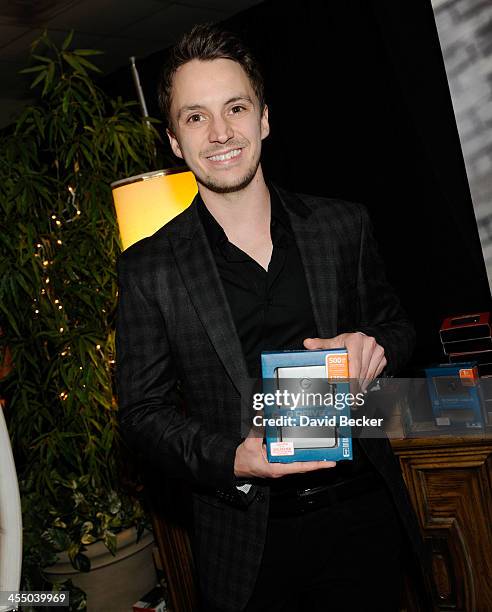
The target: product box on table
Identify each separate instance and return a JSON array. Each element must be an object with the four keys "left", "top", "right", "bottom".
[
  {"left": 261, "top": 348, "right": 353, "bottom": 462},
  {"left": 425, "top": 362, "right": 484, "bottom": 429}
]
